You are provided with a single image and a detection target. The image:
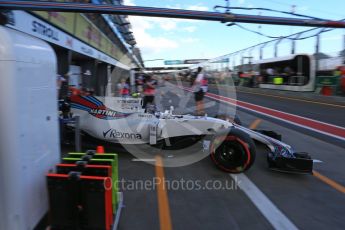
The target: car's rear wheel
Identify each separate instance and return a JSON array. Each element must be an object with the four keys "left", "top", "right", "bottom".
[{"left": 210, "top": 128, "right": 256, "bottom": 173}]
